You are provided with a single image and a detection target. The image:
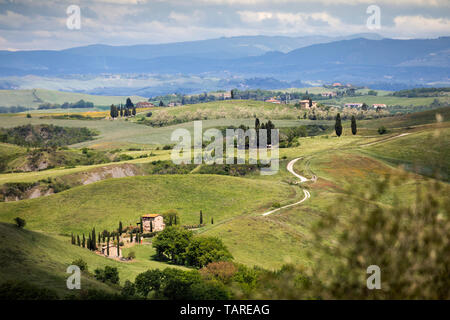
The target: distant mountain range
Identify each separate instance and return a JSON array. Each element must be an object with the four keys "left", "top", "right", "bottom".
[{"left": 0, "top": 34, "right": 448, "bottom": 93}]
